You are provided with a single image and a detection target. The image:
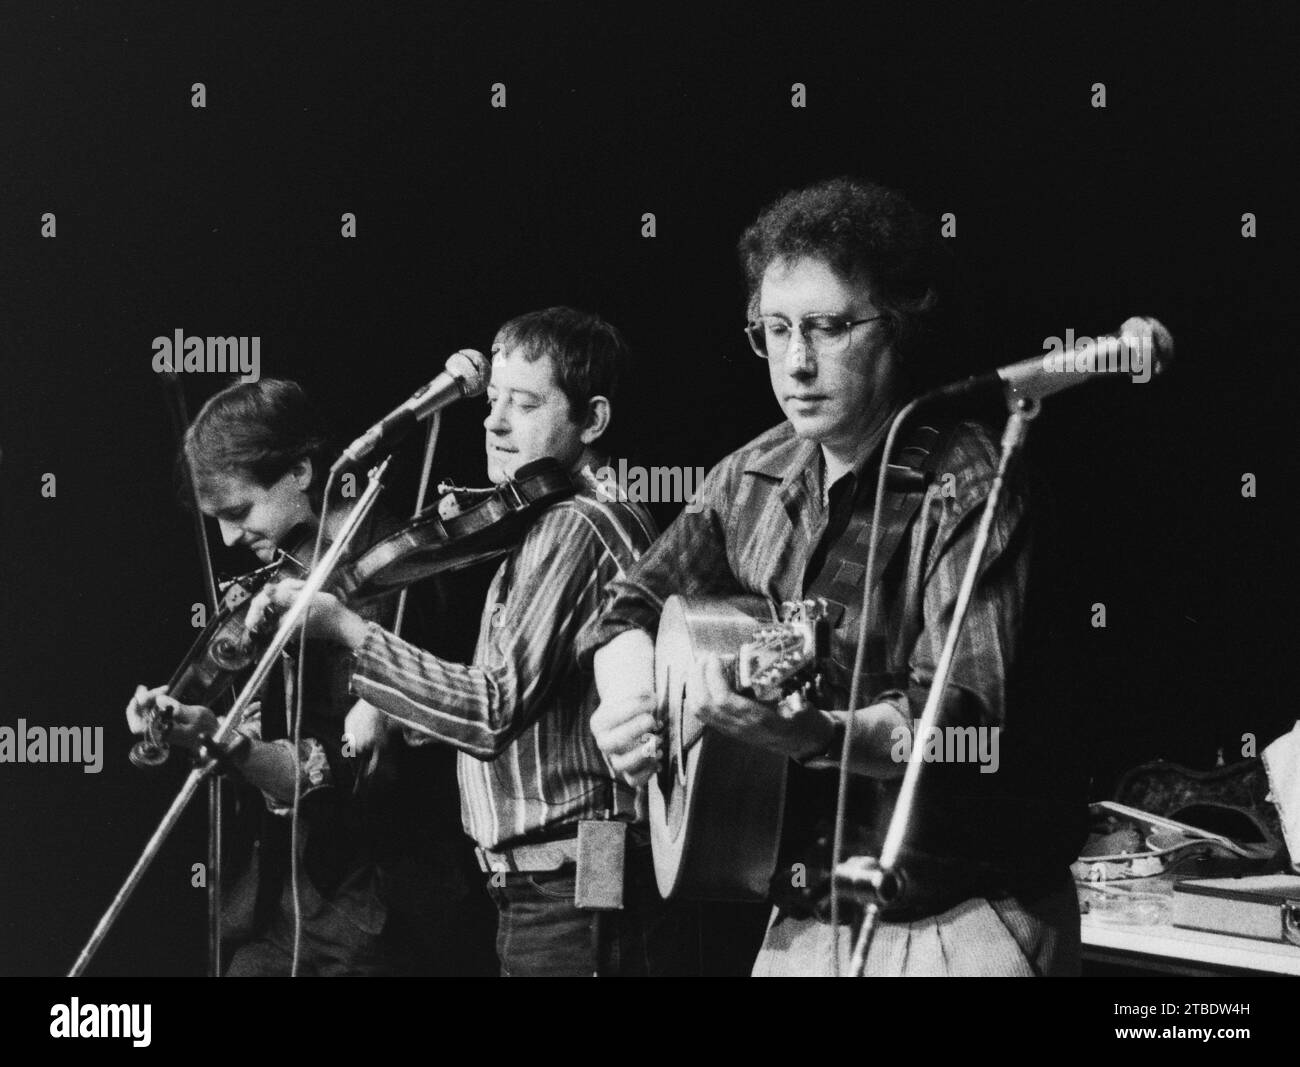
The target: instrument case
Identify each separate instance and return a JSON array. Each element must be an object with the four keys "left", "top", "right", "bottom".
[{"left": 1172, "top": 874, "right": 1300, "bottom": 946}]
